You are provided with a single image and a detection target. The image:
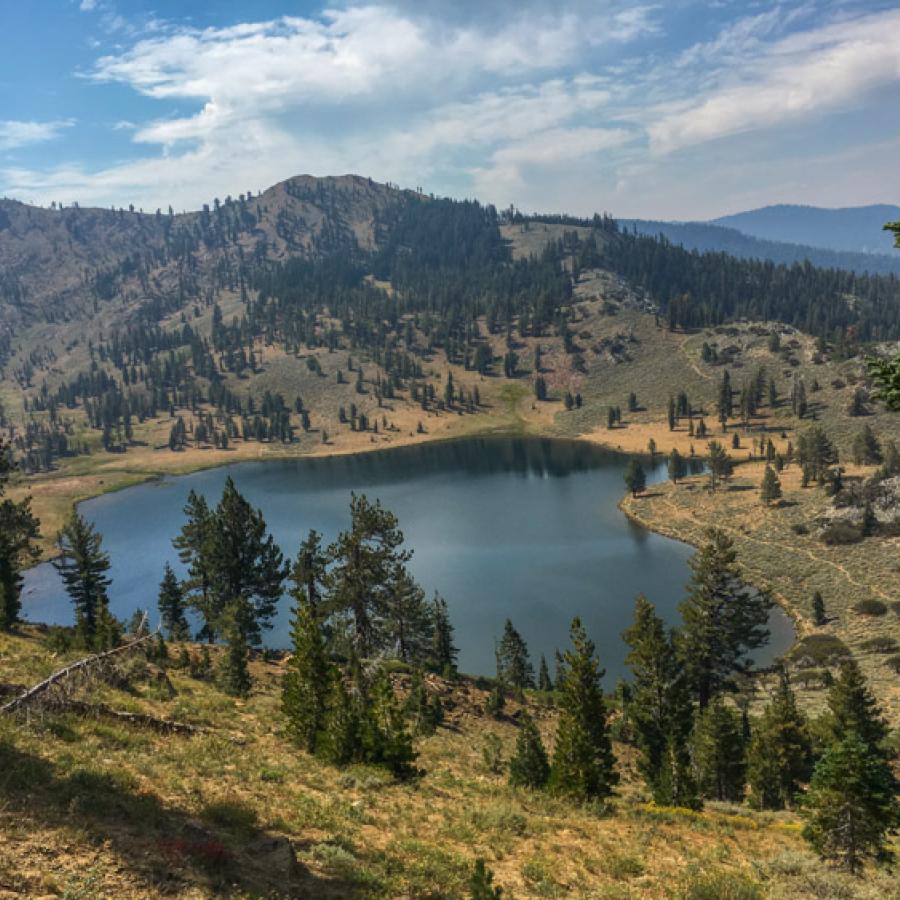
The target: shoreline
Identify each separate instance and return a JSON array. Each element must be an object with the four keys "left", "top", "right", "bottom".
[{"left": 20, "top": 424, "right": 800, "bottom": 671}]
